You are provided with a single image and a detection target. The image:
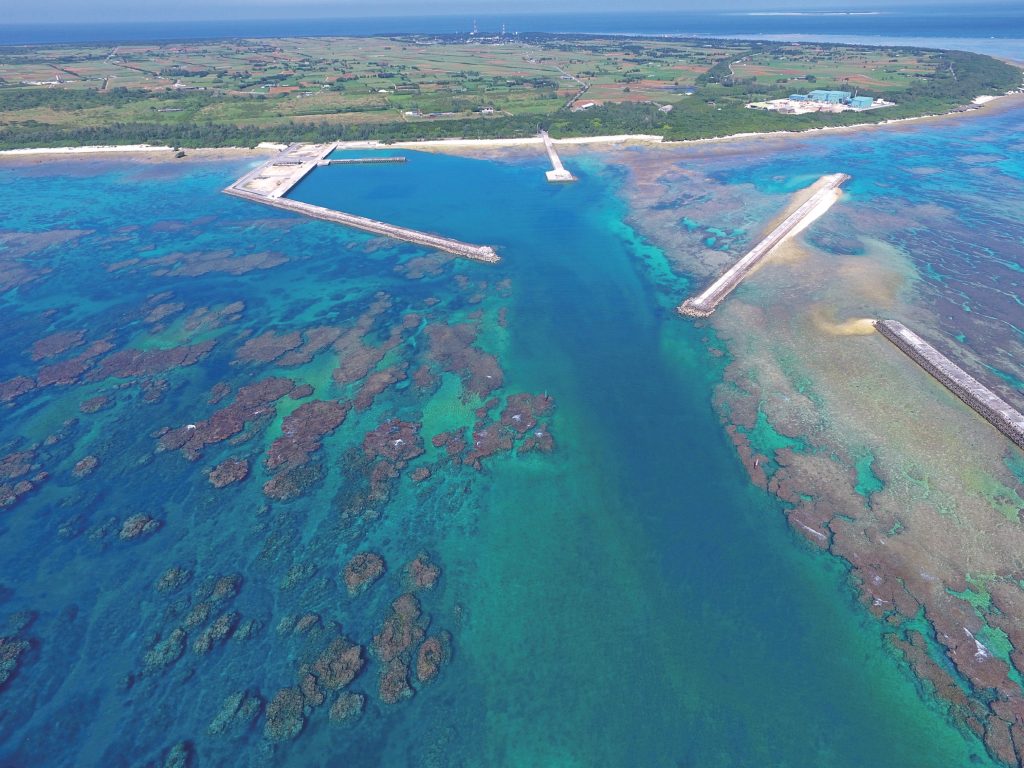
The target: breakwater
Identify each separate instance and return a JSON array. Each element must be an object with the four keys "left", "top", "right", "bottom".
[
  {"left": 226, "top": 187, "right": 500, "bottom": 262},
  {"left": 678, "top": 173, "right": 850, "bottom": 317},
  {"left": 224, "top": 143, "right": 499, "bottom": 263},
  {"left": 875, "top": 319, "right": 1024, "bottom": 450},
  {"left": 542, "top": 130, "right": 576, "bottom": 183}
]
